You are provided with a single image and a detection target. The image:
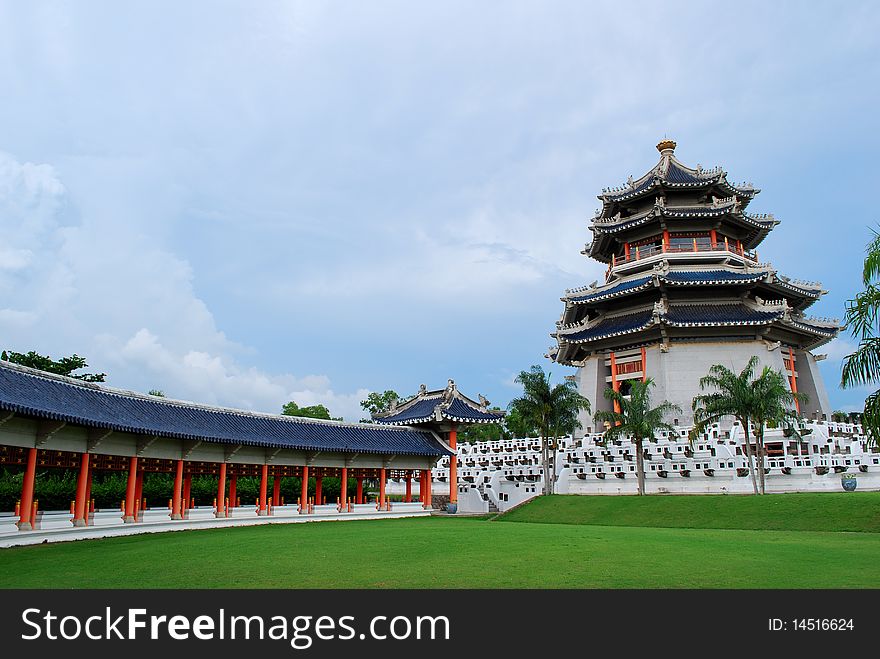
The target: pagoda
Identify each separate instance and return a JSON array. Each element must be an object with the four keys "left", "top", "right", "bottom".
[
  {"left": 549, "top": 140, "right": 841, "bottom": 430},
  {"left": 373, "top": 380, "right": 504, "bottom": 511}
]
